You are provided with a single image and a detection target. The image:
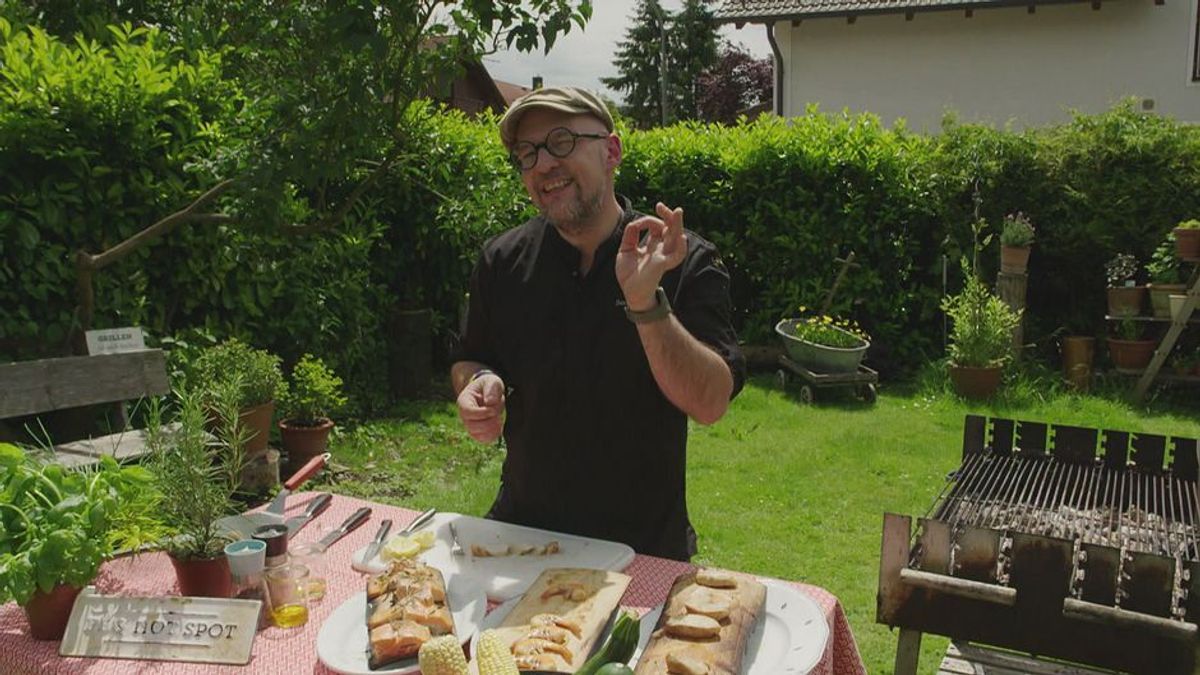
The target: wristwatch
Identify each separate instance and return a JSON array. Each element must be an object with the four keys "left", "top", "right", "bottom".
[{"left": 625, "top": 287, "right": 672, "bottom": 324}]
